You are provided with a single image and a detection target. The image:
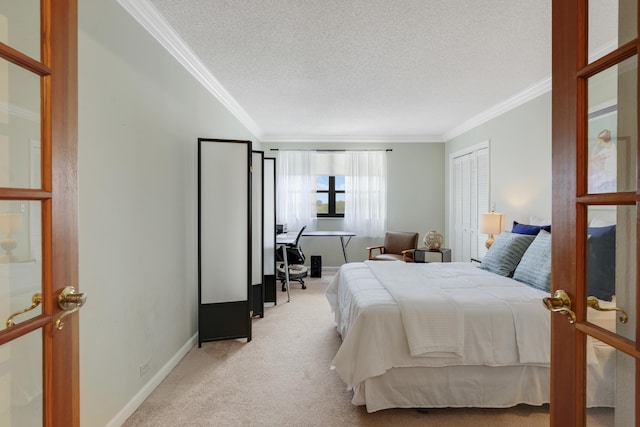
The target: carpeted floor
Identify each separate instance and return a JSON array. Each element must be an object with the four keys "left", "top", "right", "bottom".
[{"left": 123, "top": 272, "right": 611, "bottom": 426}]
